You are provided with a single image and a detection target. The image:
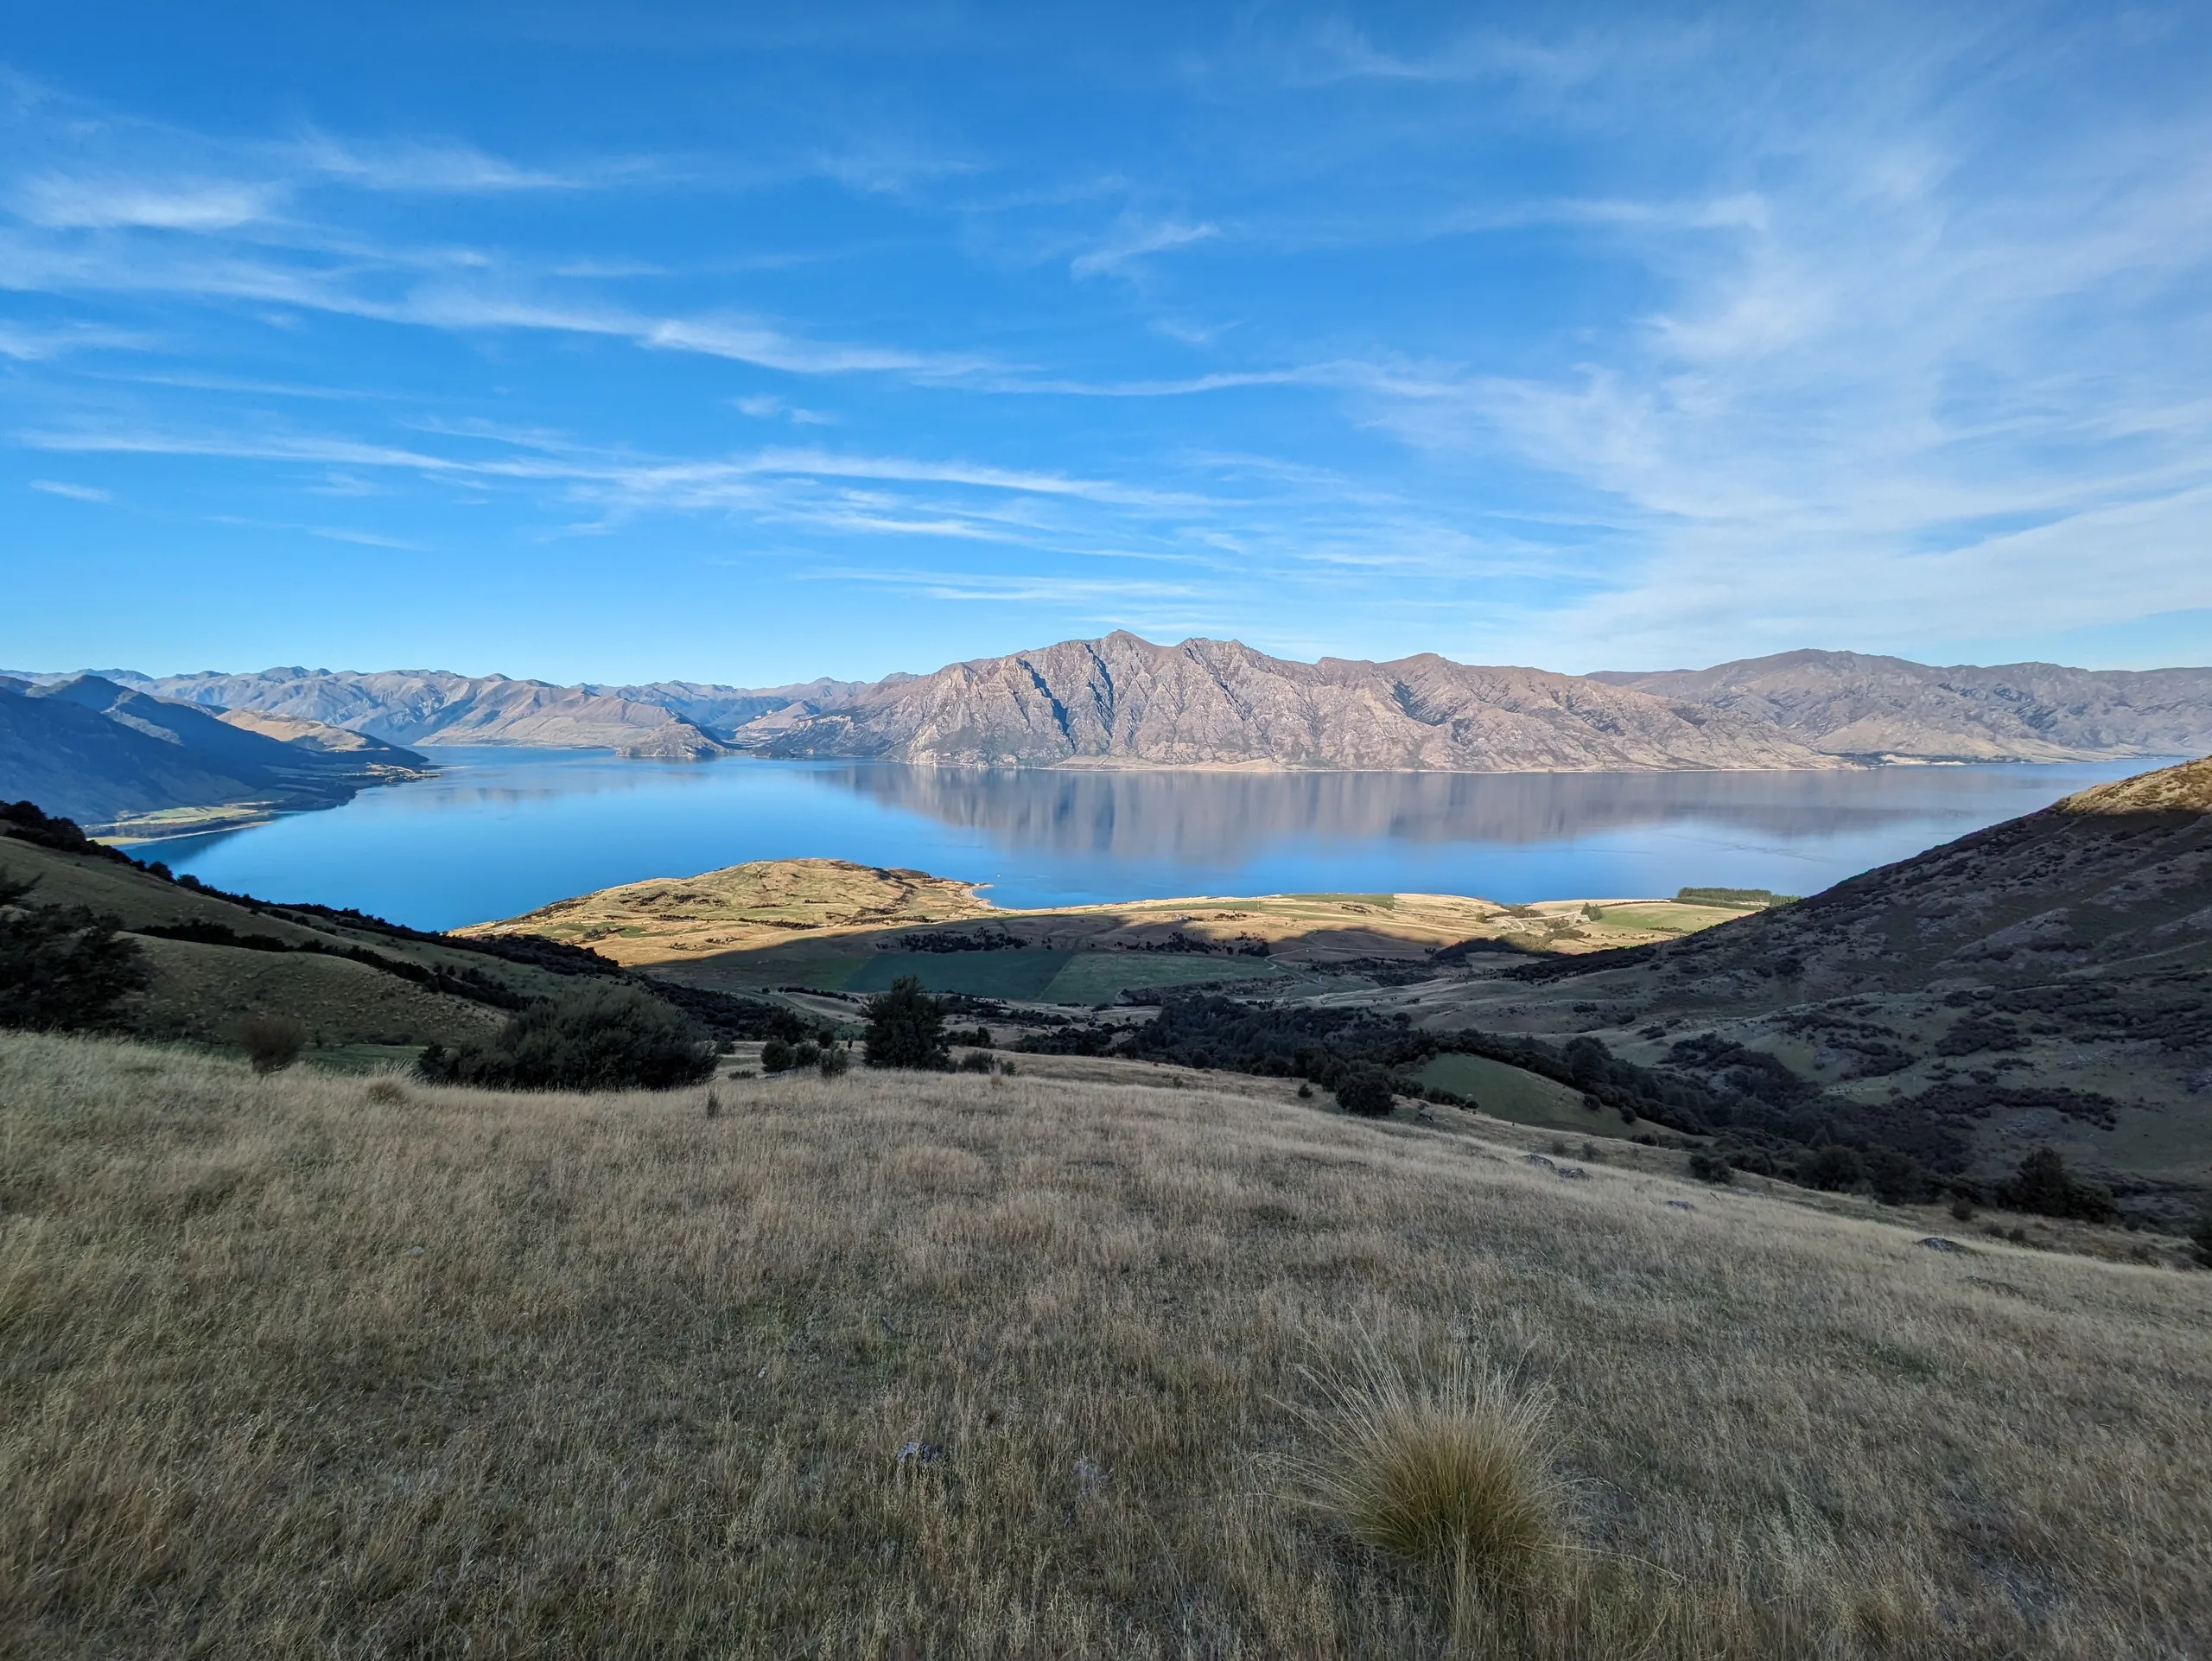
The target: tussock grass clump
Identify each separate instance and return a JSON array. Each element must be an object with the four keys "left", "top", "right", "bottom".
[{"left": 1297, "top": 1347, "right": 1563, "bottom": 1595}]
